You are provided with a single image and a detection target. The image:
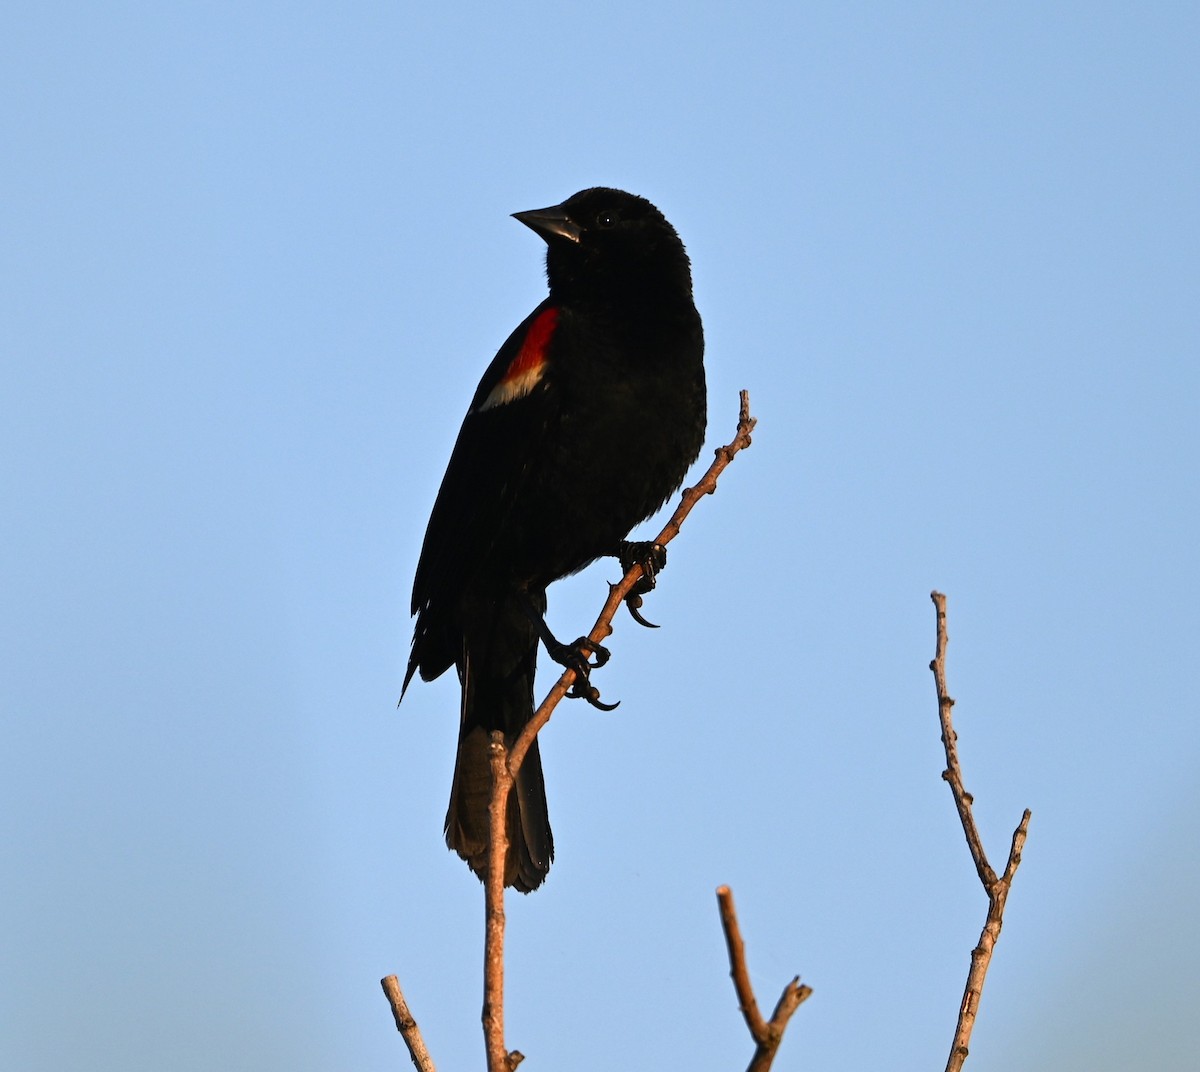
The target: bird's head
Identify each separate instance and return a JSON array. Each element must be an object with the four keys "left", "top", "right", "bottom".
[{"left": 513, "top": 187, "right": 693, "bottom": 305}]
